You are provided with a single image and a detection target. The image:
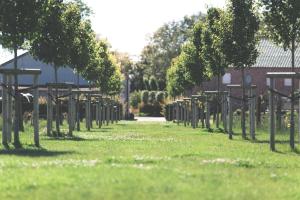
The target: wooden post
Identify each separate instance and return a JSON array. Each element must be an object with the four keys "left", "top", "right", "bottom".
[
  {"left": 99, "top": 99, "right": 102, "bottom": 128},
  {"left": 68, "top": 86, "right": 73, "bottom": 136},
  {"left": 191, "top": 98, "right": 196, "bottom": 129},
  {"left": 223, "top": 92, "right": 228, "bottom": 133},
  {"left": 206, "top": 97, "right": 210, "bottom": 130},
  {"left": 269, "top": 78, "right": 275, "bottom": 151},
  {"left": 33, "top": 75, "right": 39, "bottom": 146},
  {"left": 47, "top": 86, "right": 53, "bottom": 136},
  {"left": 85, "top": 100, "right": 89, "bottom": 129},
  {"left": 106, "top": 100, "right": 110, "bottom": 126},
  {"left": 176, "top": 102, "right": 179, "bottom": 125},
  {"left": 249, "top": 88, "right": 256, "bottom": 140},
  {"left": 7, "top": 75, "right": 12, "bottom": 143},
  {"left": 228, "top": 88, "right": 233, "bottom": 139},
  {"left": 2, "top": 74, "right": 8, "bottom": 145}
]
